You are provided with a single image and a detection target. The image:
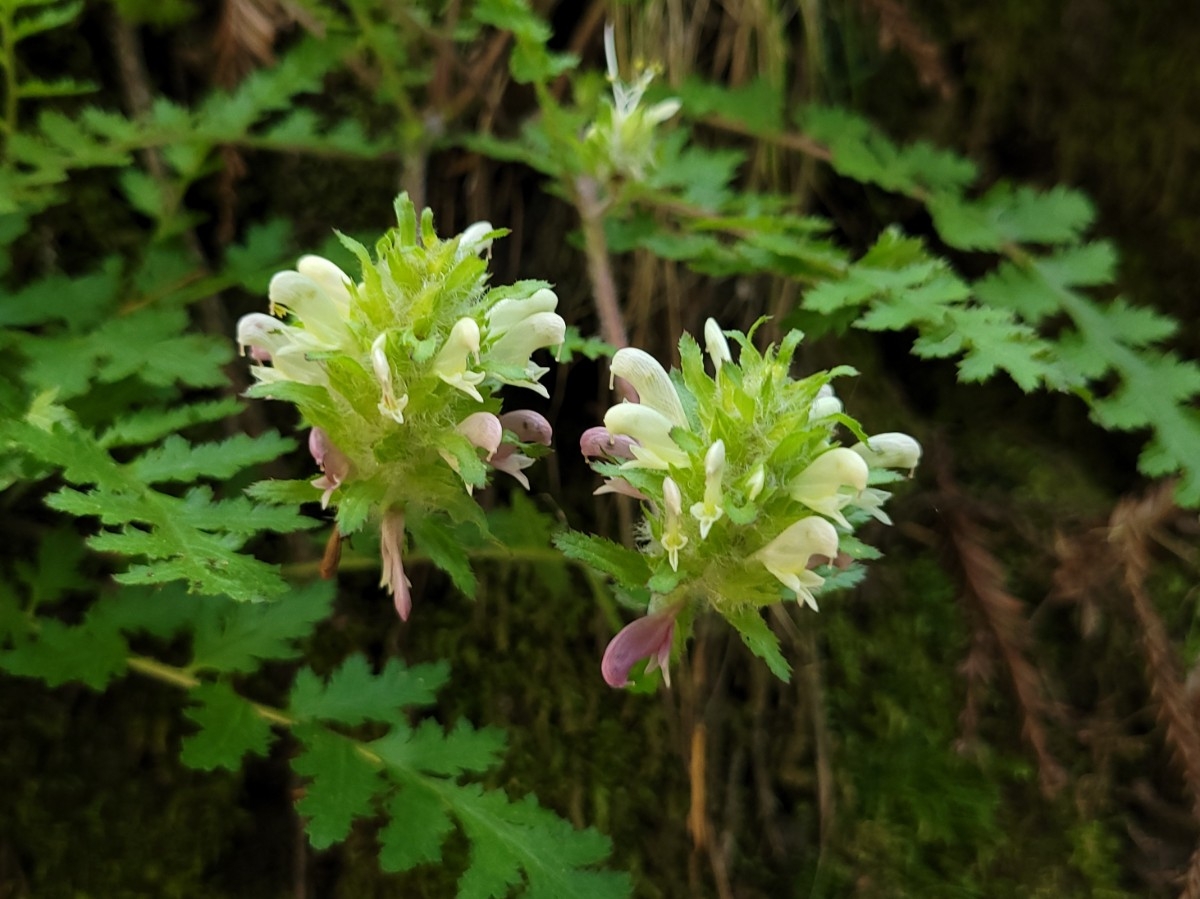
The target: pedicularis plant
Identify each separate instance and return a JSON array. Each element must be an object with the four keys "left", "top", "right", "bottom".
[
  {"left": 238, "top": 195, "right": 561, "bottom": 620},
  {"left": 561, "top": 321, "right": 919, "bottom": 687},
  {"left": 3, "top": 0, "right": 1198, "bottom": 895}
]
